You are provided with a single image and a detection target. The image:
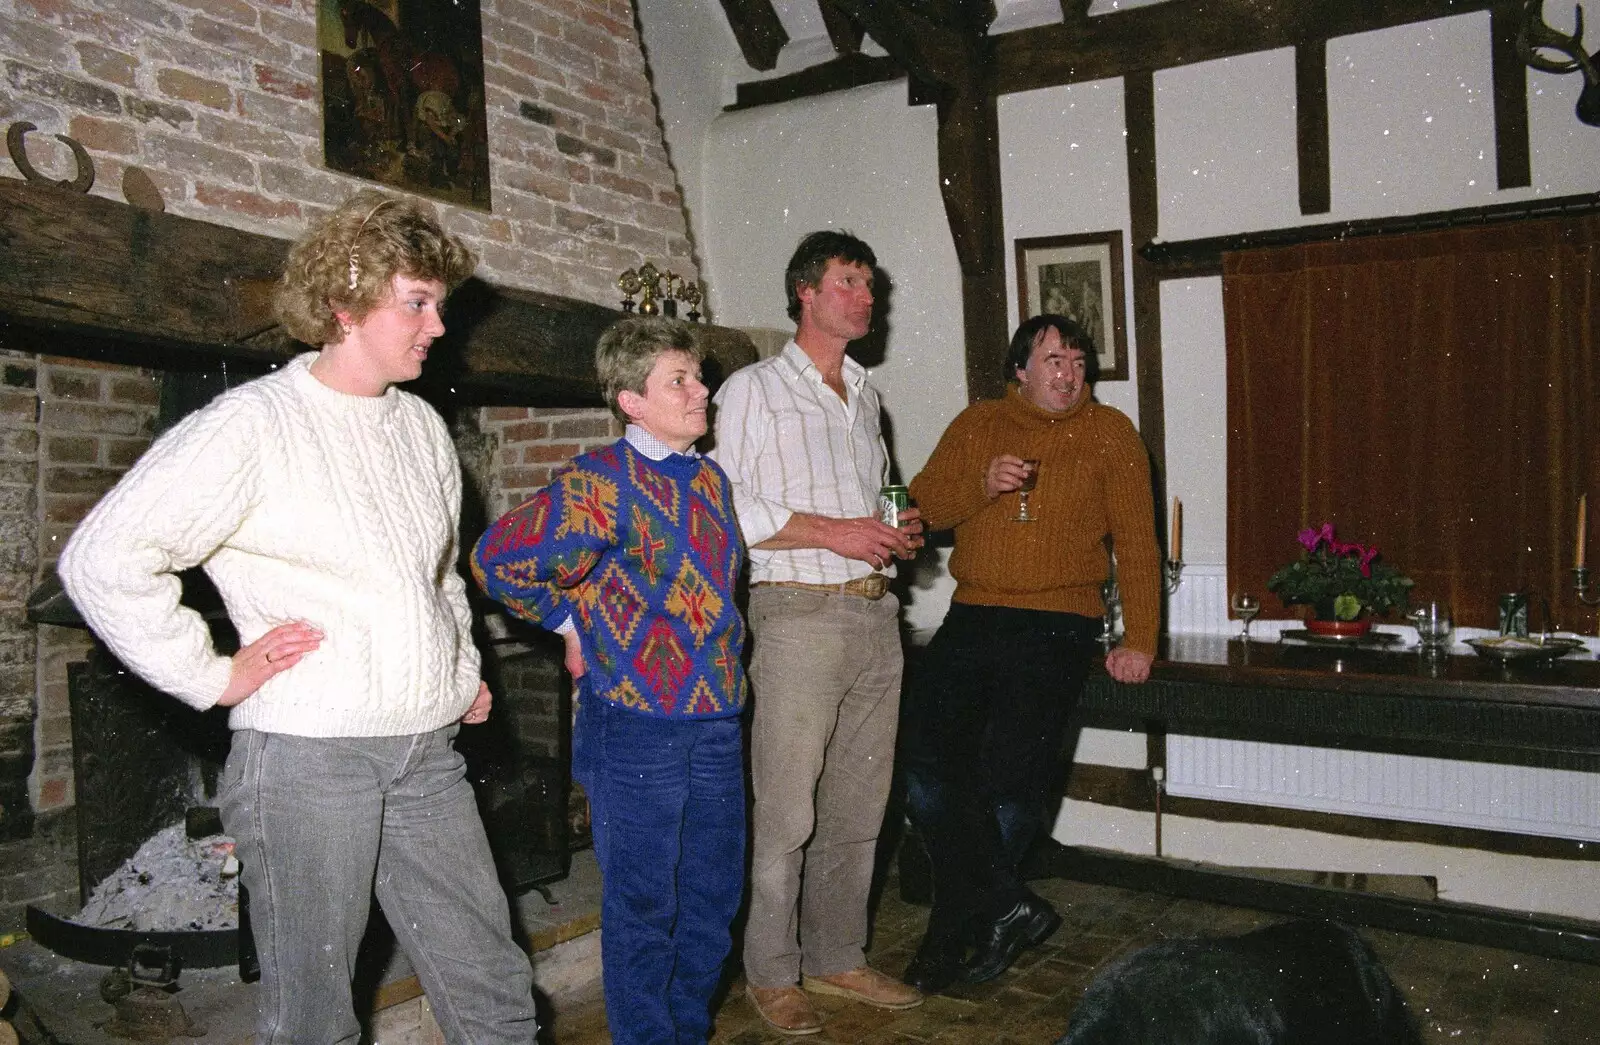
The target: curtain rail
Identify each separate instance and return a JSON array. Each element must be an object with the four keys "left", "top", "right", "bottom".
[{"left": 1141, "top": 191, "right": 1600, "bottom": 275}]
